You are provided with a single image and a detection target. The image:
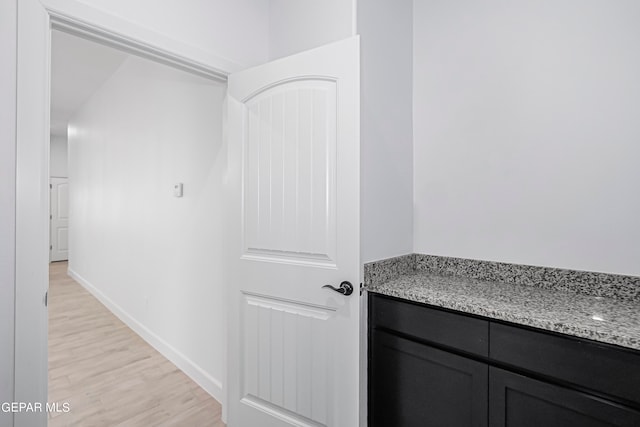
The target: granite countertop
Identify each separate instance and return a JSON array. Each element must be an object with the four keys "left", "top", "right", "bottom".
[{"left": 367, "top": 261, "right": 640, "bottom": 351}]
